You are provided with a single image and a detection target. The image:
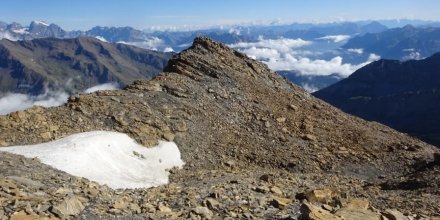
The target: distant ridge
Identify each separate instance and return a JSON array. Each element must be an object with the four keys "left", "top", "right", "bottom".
[
  {"left": 314, "top": 53, "right": 440, "bottom": 146},
  {"left": 0, "top": 36, "right": 172, "bottom": 95}
]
